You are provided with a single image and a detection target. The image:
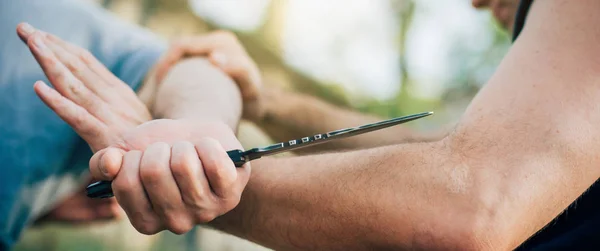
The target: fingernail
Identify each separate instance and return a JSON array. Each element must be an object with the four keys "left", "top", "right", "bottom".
[
  {"left": 33, "top": 36, "right": 48, "bottom": 51},
  {"left": 35, "top": 81, "right": 49, "bottom": 90},
  {"left": 98, "top": 152, "right": 109, "bottom": 177},
  {"left": 21, "top": 23, "right": 35, "bottom": 35},
  {"left": 99, "top": 161, "right": 109, "bottom": 176},
  {"left": 211, "top": 52, "right": 227, "bottom": 67}
]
